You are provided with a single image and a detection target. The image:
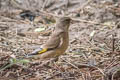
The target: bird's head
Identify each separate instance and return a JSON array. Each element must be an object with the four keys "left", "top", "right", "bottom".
[{"left": 55, "top": 17, "right": 71, "bottom": 32}]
